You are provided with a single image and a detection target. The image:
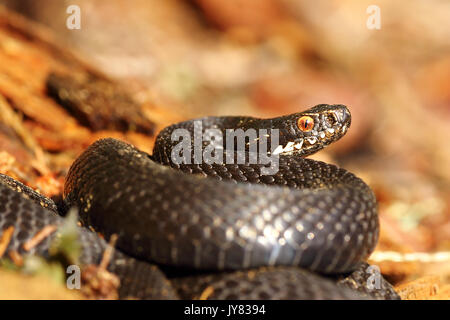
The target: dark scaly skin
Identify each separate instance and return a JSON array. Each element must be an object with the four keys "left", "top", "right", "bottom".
[
  {"left": 0, "top": 104, "right": 399, "bottom": 299},
  {"left": 62, "top": 104, "right": 398, "bottom": 299},
  {"left": 0, "top": 174, "right": 178, "bottom": 300},
  {"left": 0, "top": 174, "right": 58, "bottom": 213},
  {"left": 0, "top": 176, "right": 397, "bottom": 300},
  {"left": 62, "top": 140, "right": 398, "bottom": 299},
  {"left": 172, "top": 267, "right": 368, "bottom": 300},
  {"left": 64, "top": 138, "right": 378, "bottom": 274},
  {"left": 171, "top": 262, "right": 399, "bottom": 300}
]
